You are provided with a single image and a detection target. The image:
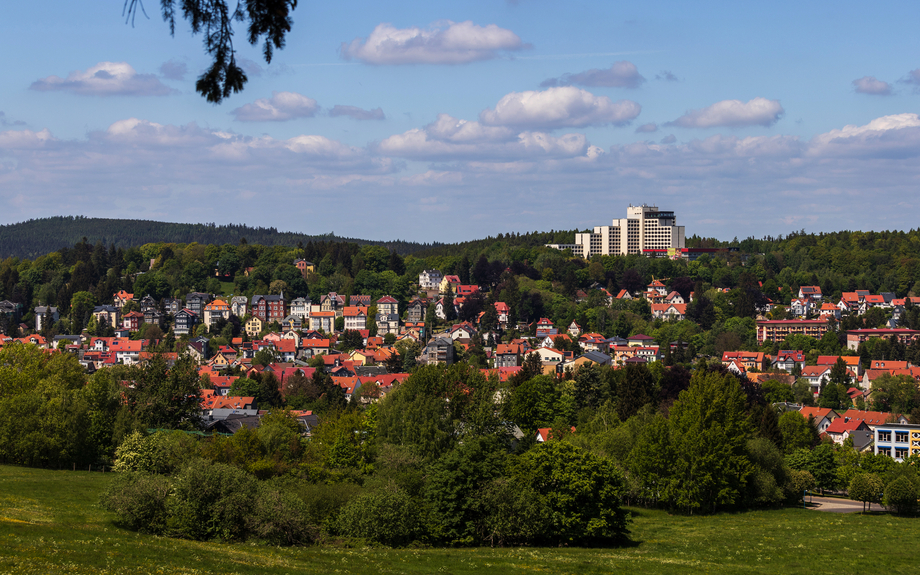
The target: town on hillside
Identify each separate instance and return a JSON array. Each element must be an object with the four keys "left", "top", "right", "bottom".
[{"left": 3, "top": 214, "right": 920, "bottom": 464}]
